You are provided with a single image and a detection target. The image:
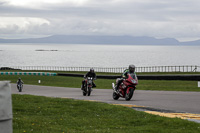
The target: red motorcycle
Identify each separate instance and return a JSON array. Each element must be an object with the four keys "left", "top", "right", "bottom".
[{"left": 112, "top": 73, "right": 138, "bottom": 101}]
